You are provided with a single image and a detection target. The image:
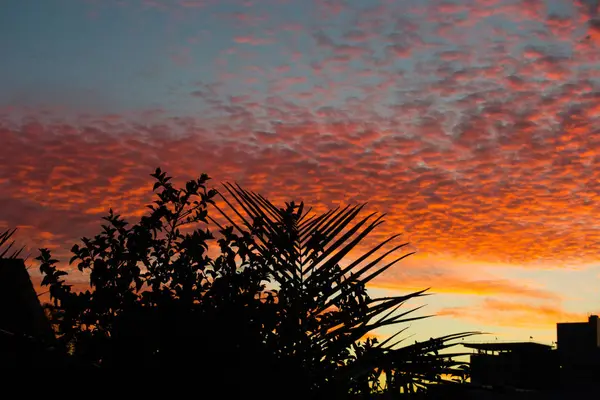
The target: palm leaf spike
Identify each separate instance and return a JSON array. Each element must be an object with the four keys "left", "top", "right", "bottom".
[
  {"left": 302, "top": 205, "right": 371, "bottom": 270},
  {"left": 221, "top": 183, "right": 298, "bottom": 268},
  {"left": 301, "top": 208, "right": 383, "bottom": 310},
  {"left": 298, "top": 205, "right": 344, "bottom": 240},
  {"left": 207, "top": 213, "right": 288, "bottom": 285},
  {"left": 315, "top": 294, "right": 429, "bottom": 345},
  {"left": 214, "top": 186, "right": 480, "bottom": 394},
  {"left": 223, "top": 188, "right": 423, "bottom": 341},
  {"left": 238, "top": 185, "right": 287, "bottom": 224},
  {"left": 210, "top": 189, "right": 294, "bottom": 284},
  {"left": 313, "top": 250, "right": 417, "bottom": 319},
  {"left": 223, "top": 185, "right": 317, "bottom": 289},
  {"left": 219, "top": 186, "right": 419, "bottom": 311},
  {"left": 344, "top": 331, "right": 480, "bottom": 388},
  {"left": 308, "top": 239, "right": 410, "bottom": 318},
  {"left": 300, "top": 204, "right": 362, "bottom": 250},
  {"left": 299, "top": 206, "right": 349, "bottom": 261},
  {"left": 319, "top": 312, "right": 431, "bottom": 354},
  {"left": 233, "top": 184, "right": 310, "bottom": 268},
  {"left": 0, "top": 228, "right": 24, "bottom": 259},
  {"left": 301, "top": 211, "right": 382, "bottom": 293},
  {"left": 376, "top": 326, "right": 411, "bottom": 349}
]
